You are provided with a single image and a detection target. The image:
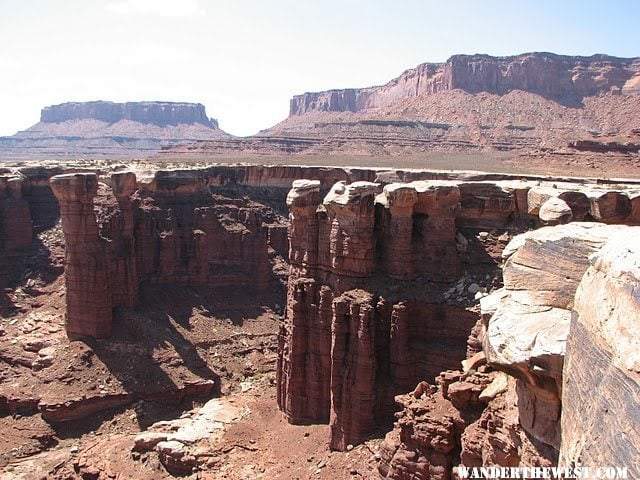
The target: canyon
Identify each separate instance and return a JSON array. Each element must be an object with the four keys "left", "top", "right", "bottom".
[
  {"left": 0, "top": 160, "right": 639, "bottom": 479},
  {"left": 1, "top": 51, "right": 640, "bottom": 479}
]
